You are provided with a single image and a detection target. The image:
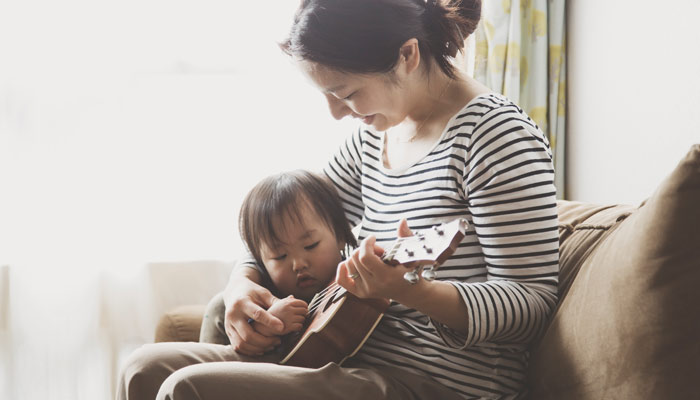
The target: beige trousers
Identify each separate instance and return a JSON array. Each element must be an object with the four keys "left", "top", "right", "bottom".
[{"left": 116, "top": 341, "right": 465, "bottom": 400}]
